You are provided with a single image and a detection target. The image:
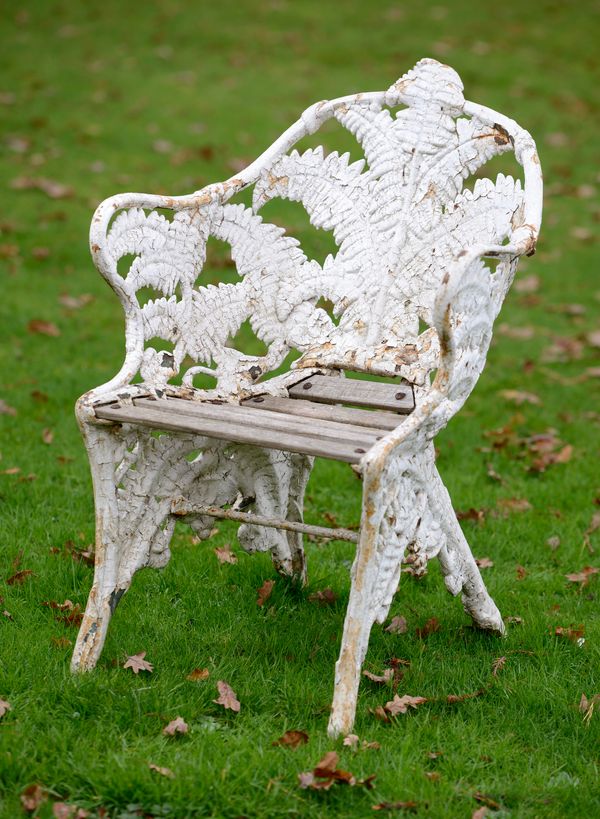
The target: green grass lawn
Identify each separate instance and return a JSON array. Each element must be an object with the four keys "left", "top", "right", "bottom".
[{"left": 1, "top": 1, "right": 599, "bottom": 816}]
